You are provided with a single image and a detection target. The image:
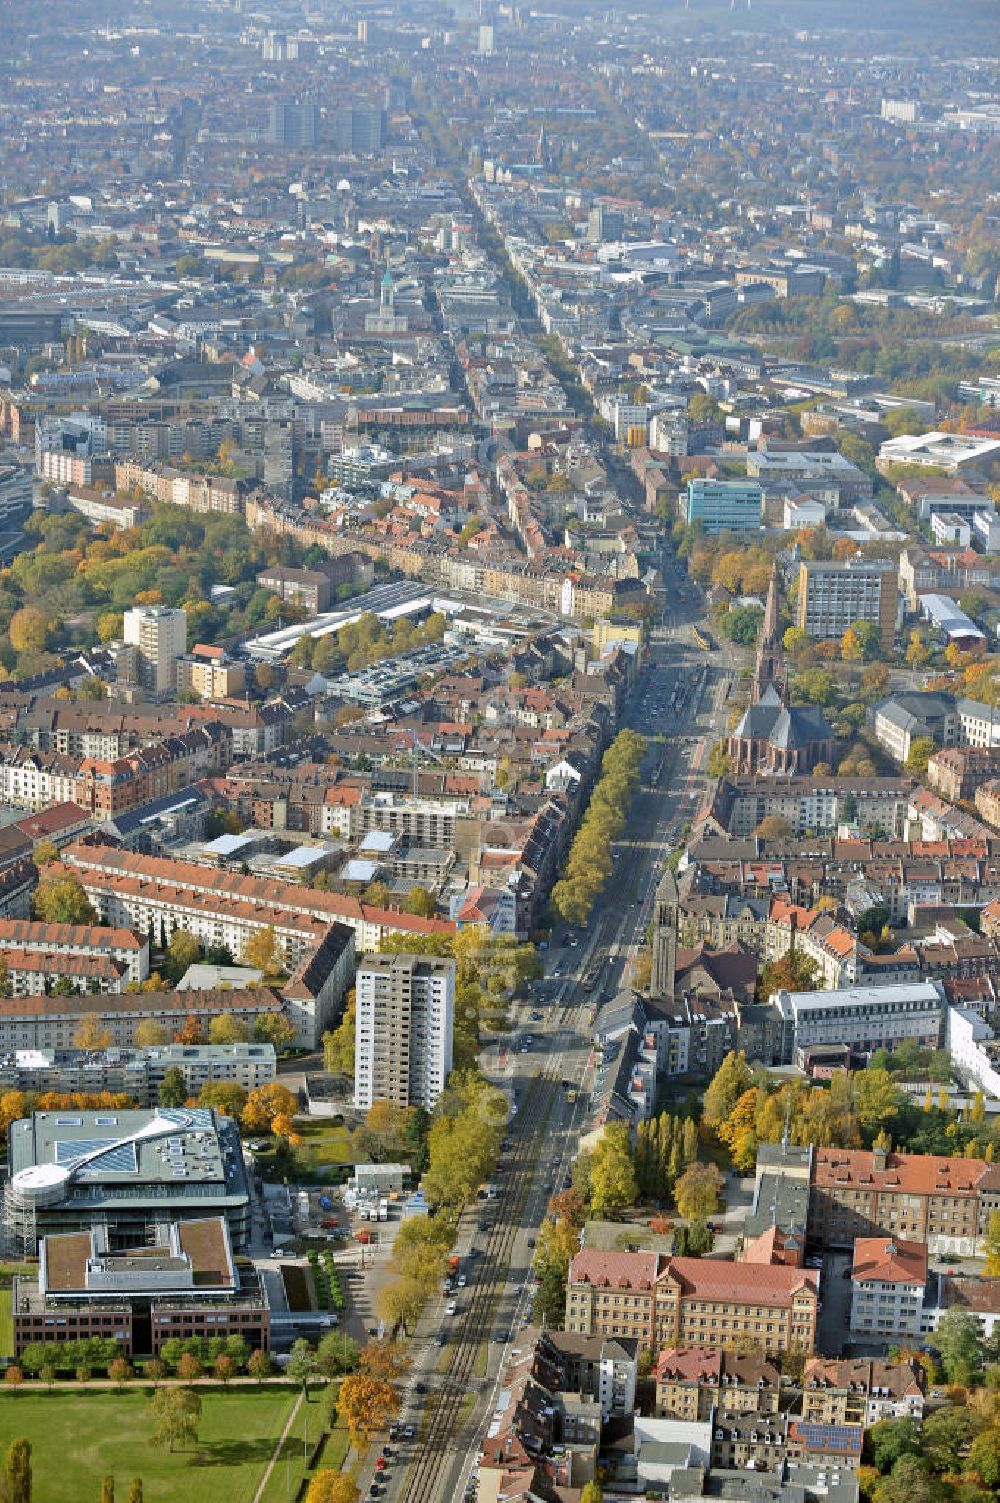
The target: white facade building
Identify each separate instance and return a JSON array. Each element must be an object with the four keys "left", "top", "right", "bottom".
[
  {"left": 354, "top": 953, "right": 455, "bottom": 1111},
  {"left": 772, "top": 980, "right": 944, "bottom": 1061},
  {"left": 850, "top": 1237, "right": 928, "bottom": 1339},
  {"left": 123, "top": 604, "right": 187, "bottom": 695}
]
